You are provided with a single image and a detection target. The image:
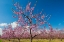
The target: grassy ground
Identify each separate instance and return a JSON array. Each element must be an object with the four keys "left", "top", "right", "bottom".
[
  {"left": 0, "top": 39, "right": 2, "bottom": 42},
  {"left": 0, "top": 39, "right": 64, "bottom": 42}
]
